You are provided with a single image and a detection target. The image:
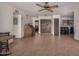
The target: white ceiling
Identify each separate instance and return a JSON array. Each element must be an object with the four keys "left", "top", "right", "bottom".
[{"left": 3, "top": 2, "right": 79, "bottom": 16}]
